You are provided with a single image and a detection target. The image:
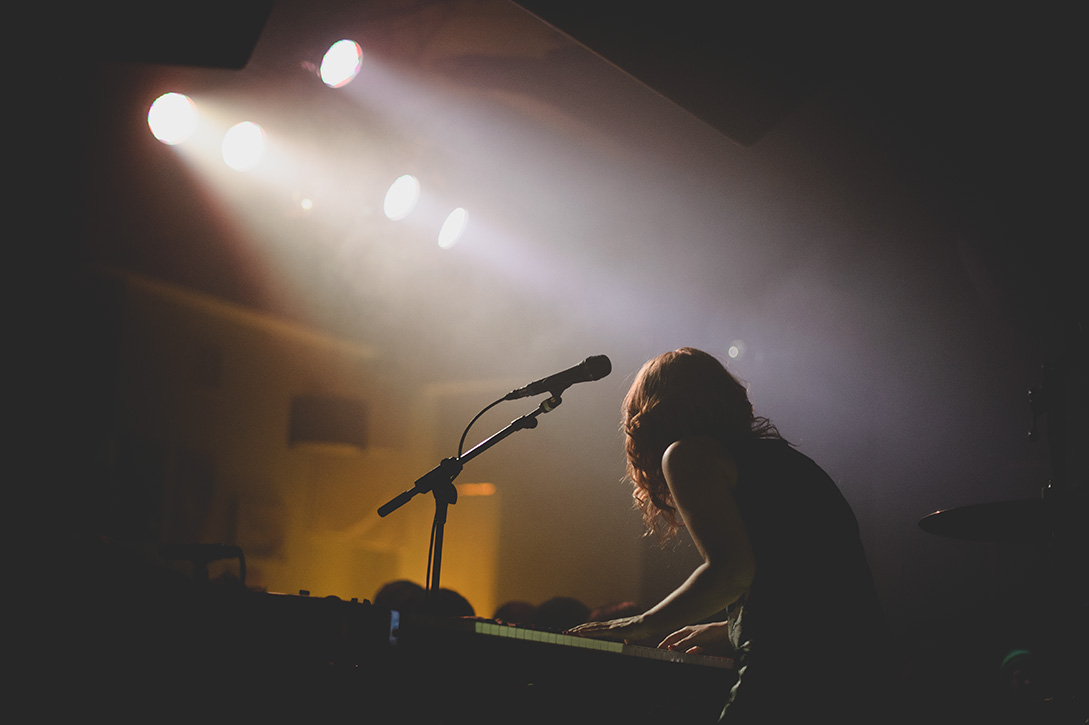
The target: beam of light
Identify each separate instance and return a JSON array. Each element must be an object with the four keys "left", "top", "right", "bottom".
[
  {"left": 437, "top": 207, "right": 468, "bottom": 248},
  {"left": 221, "top": 121, "right": 267, "bottom": 171},
  {"left": 320, "top": 40, "right": 363, "bottom": 89},
  {"left": 383, "top": 174, "right": 420, "bottom": 220},
  {"left": 147, "top": 92, "right": 198, "bottom": 145}
]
